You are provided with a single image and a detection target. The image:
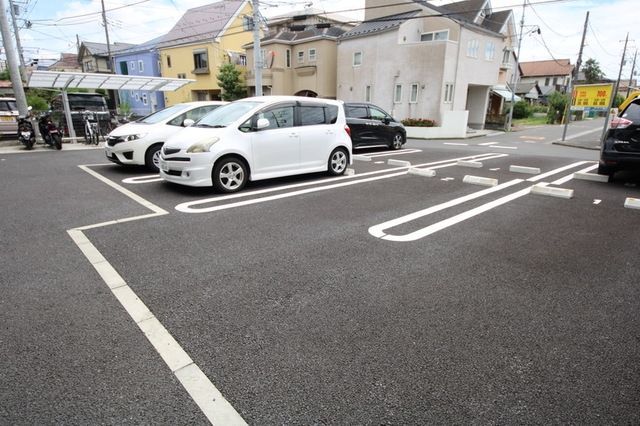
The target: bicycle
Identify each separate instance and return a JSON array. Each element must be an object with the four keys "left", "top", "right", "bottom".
[{"left": 82, "top": 111, "right": 100, "bottom": 145}]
